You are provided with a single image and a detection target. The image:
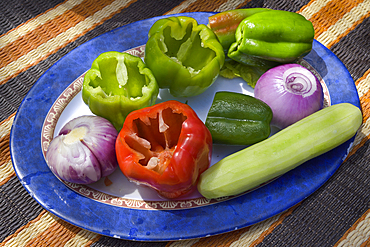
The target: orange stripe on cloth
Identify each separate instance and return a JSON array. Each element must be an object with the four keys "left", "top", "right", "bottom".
[
  {"left": 0, "top": 112, "right": 15, "bottom": 138},
  {"left": 326, "top": 10, "right": 370, "bottom": 49},
  {"left": 299, "top": 0, "right": 325, "bottom": 12},
  {"left": 307, "top": 0, "right": 365, "bottom": 39},
  {"left": 0, "top": 0, "right": 137, "bottom": 85},
  {"left": 360, "top": 237, "right": 370, "bottom": 247},
  {"left": 333, "top": 208, "right": 370, "bottom": 247},
  {"left": 316, "top": 0, "right": 370, "bottom": 48},
  {"left": 84, "top": 235, "right": 104, "bottom": 247},
  {"left": 0, "top": 211, "right": 49, "bottom": 246},
  {"left": 0, "top": 209, "right": 102, "bottom": 246},
  {"left": 25, "top": 219, "right": 82, "bottom": 247},
  {"left": 28, "top": 217, "right": 101, "bottom": 247},
  {"left": 0, "top": 112, "right": 16, "bottom": 186},
  {"left": 0, "top": 0, "right": 83, "bottom": 47},
  {"left": 355, "top": 69, "right": 370, "bottom": 87},
  {"left": 0, "top": 0, "right": 116, "bottom": 69},
  {"left": 0, "top": 133, "right": 14, "bottom": 186},
  {"left": 343, "top": 69, "right": 370, "bottom": 159},
  {"left": 358, "top": 74, "right": 370, "bottom": 124}
]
